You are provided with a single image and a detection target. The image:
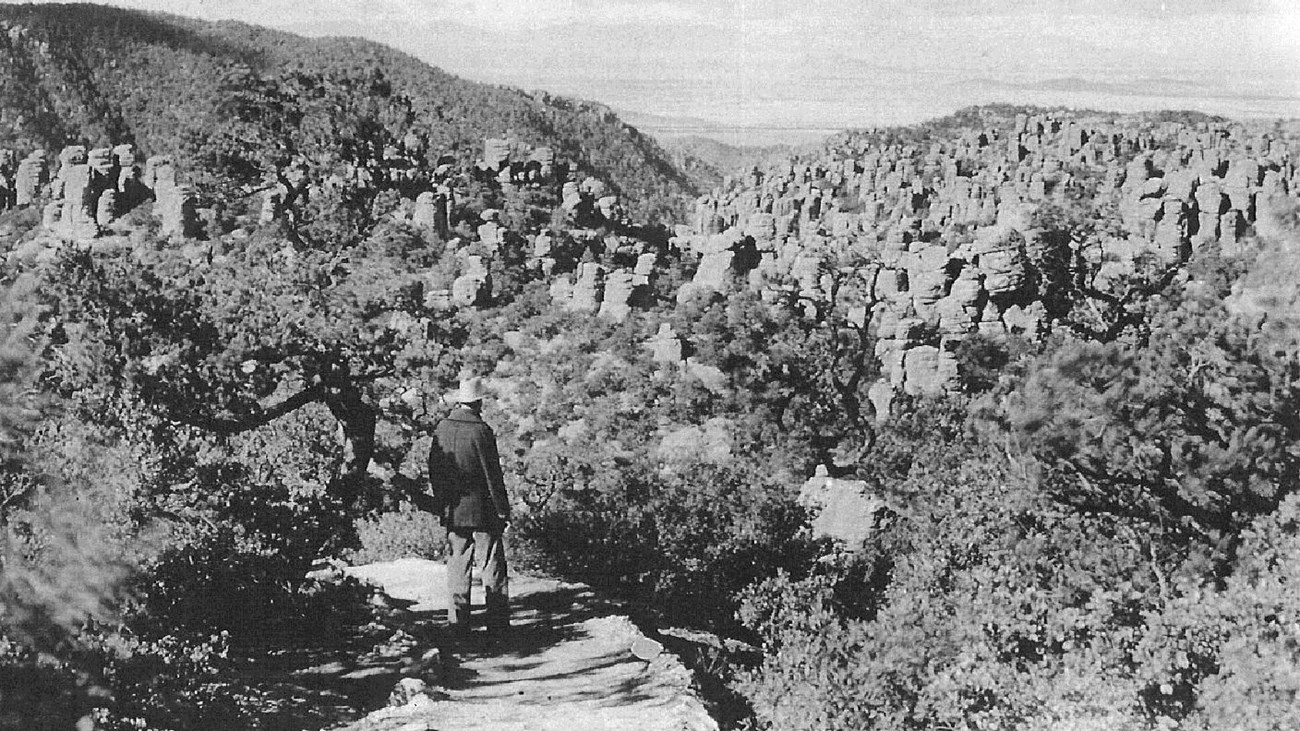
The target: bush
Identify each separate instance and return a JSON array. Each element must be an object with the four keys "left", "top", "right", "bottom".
[
  {"left": 0, "top": 637, "right": 85, "bottom": 731},
  {"left": 515, "top": 452, "right": 819, "bottom": 632},
  {"left": 348, "top": 501, "right": 446, "bottom": 565},
  {"left": 736, "top": 443, "right": 1169, "bottom": 731},
  {"left": 75, "top": 628, "right": 254, "bottom": 731}
]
